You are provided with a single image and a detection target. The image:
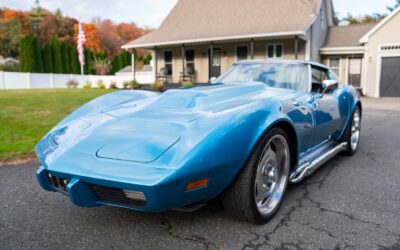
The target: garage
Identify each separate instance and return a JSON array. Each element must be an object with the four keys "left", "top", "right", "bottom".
[{"left": 380, "top": 57, "right": 400, "bottom": 97}]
